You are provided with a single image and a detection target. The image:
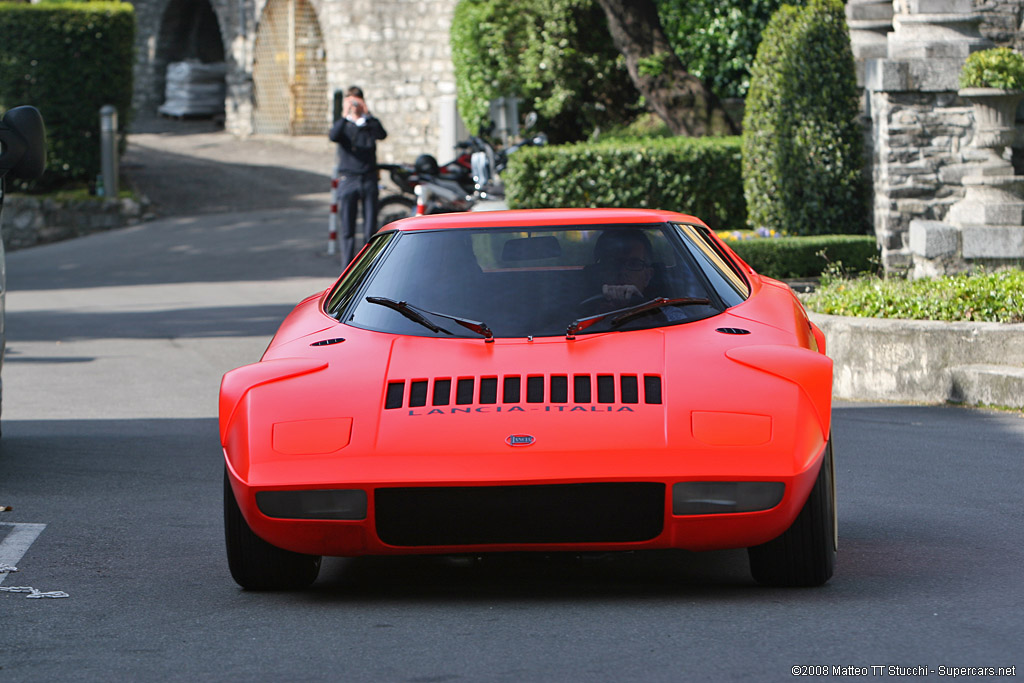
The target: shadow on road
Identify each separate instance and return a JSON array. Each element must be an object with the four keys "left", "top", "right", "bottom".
[
  {"left": 5, "top": 208, "right": 344, "bottom": 292},
  {"left": 123, "top": 115, "right": 336, "bottom": 218},
  {"left": 123, "top": 145, "right": 331, "bottom": 217},
  {"left": 4, "top": 304, "right": 301, "bottom": 342}
]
